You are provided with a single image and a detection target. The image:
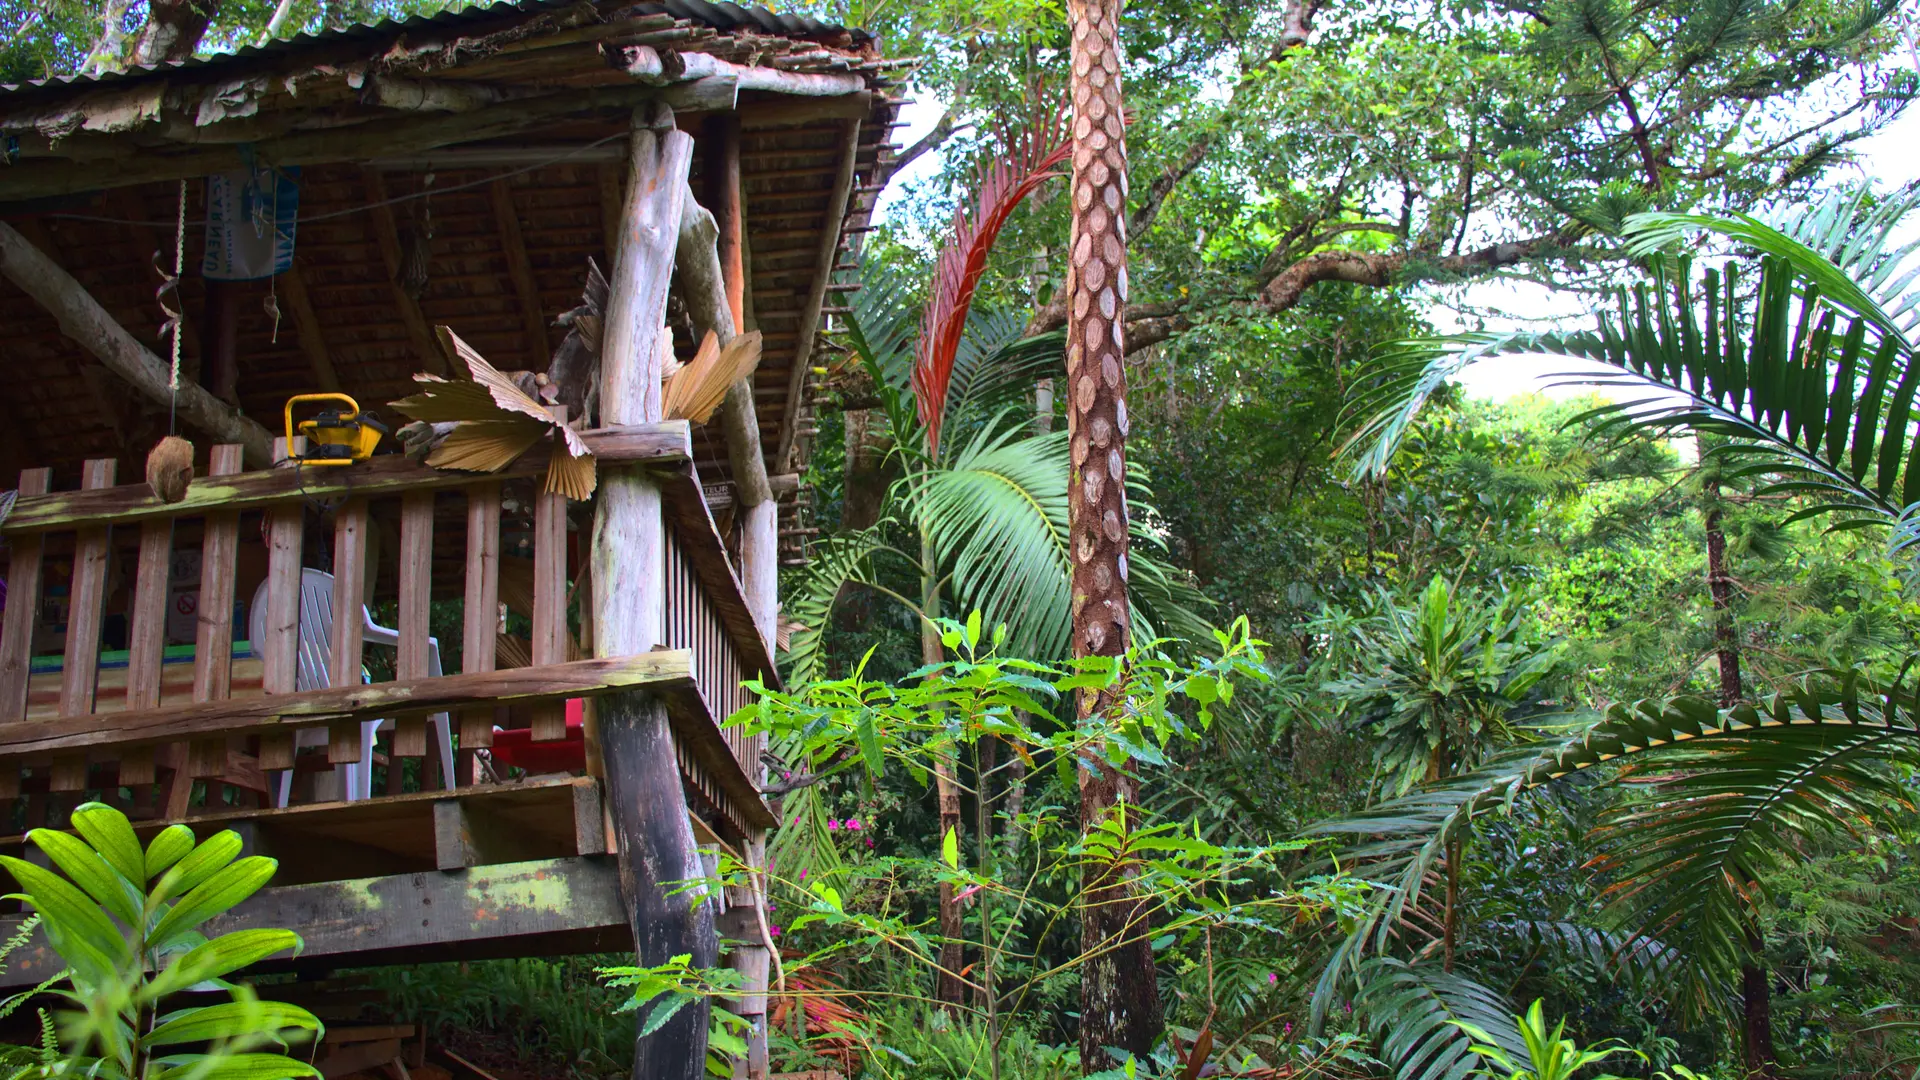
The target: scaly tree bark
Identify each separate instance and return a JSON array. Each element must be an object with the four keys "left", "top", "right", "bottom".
[
  {"left": 1703, "top": 473, "right": 1776, "bottom": 1079},
  {"left": 1066, "top": 0, "right": 1163, "bottom": 1064}
]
